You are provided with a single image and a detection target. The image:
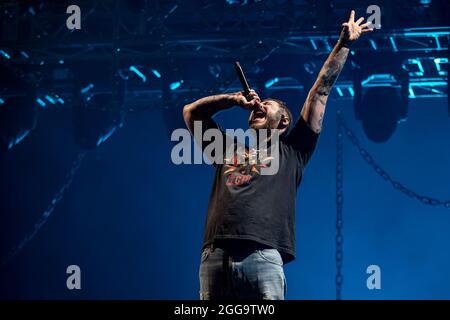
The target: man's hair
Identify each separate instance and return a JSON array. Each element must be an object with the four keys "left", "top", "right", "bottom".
[{"left": 265, "top": 98, "right": 293, "bottom": 135}]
